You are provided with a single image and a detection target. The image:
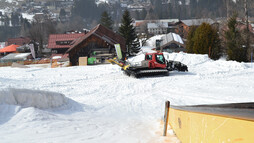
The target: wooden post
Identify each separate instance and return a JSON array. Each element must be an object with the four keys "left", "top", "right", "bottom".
[{"left": 163, "top": 101, "right": 170, "bottom": 136}]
